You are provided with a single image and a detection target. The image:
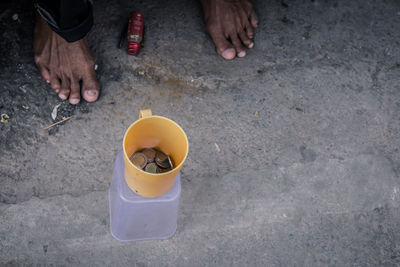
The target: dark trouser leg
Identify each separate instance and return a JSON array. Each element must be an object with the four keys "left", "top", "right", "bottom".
[{"left": 34, "top": 0, "right": 93, "bottom": 42}]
